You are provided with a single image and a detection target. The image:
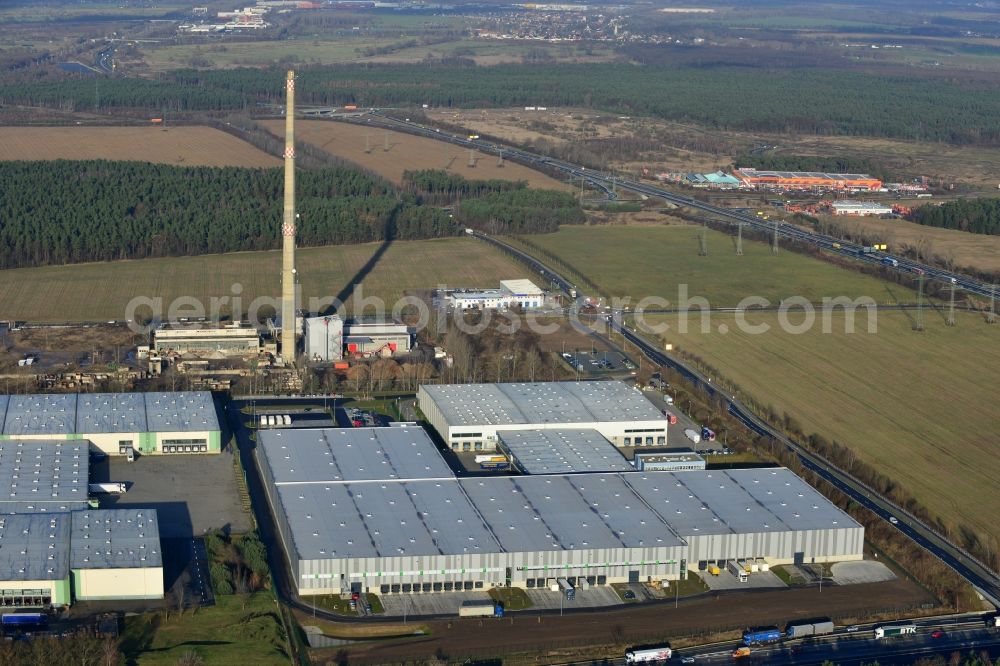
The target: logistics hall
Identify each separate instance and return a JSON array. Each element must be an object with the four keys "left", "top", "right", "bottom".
[
  {"left": 256, "top": 422, "right": 864, "bottom": 597},
  {"left": 0, "top": 392, "right": 222, "bottom": 456}
]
